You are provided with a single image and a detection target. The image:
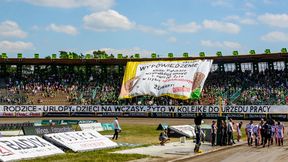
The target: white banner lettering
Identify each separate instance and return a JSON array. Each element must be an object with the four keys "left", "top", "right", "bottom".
[
  {"left": 0, "top": 136, "right": 64, "bottom": 162},
  {"left": 79, "top": 123, "right": 104, "bottom": 132},
  {"left": 0, "top": 105, "right": 288, "bottom": 114}
]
